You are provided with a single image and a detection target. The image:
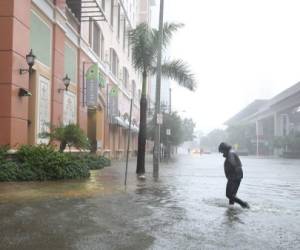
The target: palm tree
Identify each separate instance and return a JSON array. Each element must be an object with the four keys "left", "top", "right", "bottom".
[{"left": 129, "top": 22, "right": 197, "bottom": 175}]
